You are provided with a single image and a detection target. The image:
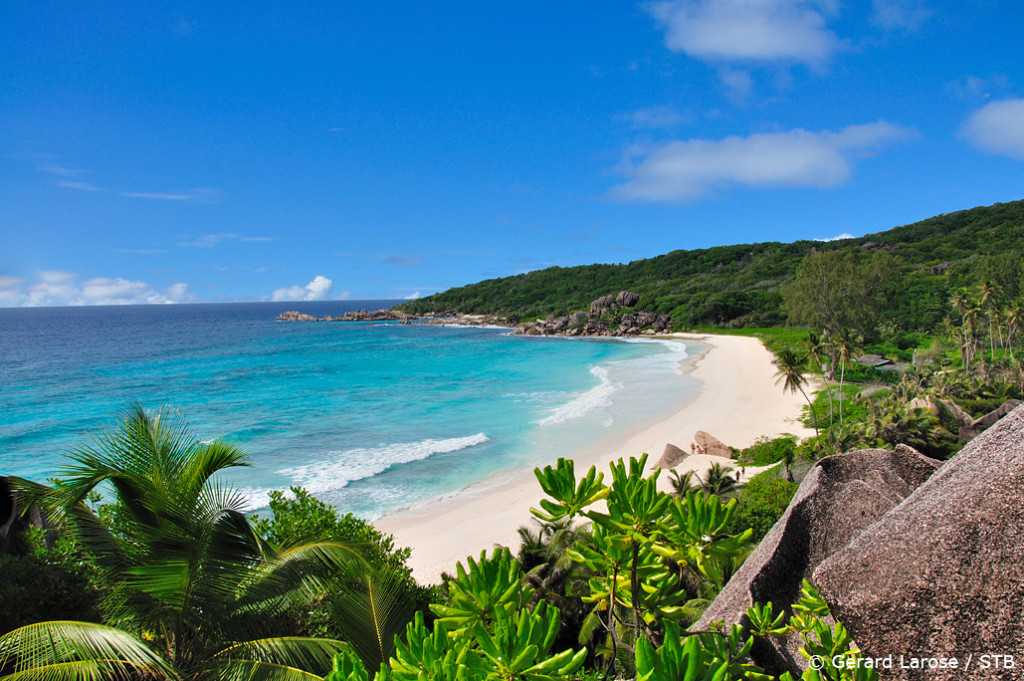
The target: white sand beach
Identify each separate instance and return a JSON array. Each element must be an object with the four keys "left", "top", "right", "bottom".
[{"left": 376, "top": 333, "right": 814, "bottom": 583}]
